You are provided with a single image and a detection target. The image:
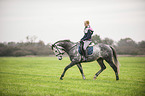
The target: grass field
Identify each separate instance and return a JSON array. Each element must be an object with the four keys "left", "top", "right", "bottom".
[{"left": 0, "top": 56, "right": 145, "bottom": 96}]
